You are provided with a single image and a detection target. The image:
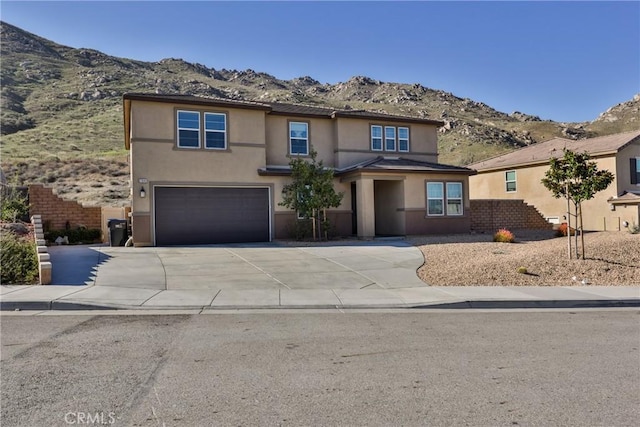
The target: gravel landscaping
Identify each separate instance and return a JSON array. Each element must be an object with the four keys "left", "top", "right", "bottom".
[{"left": 409, "top": 230, "right": 640, "bottom": 286}]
